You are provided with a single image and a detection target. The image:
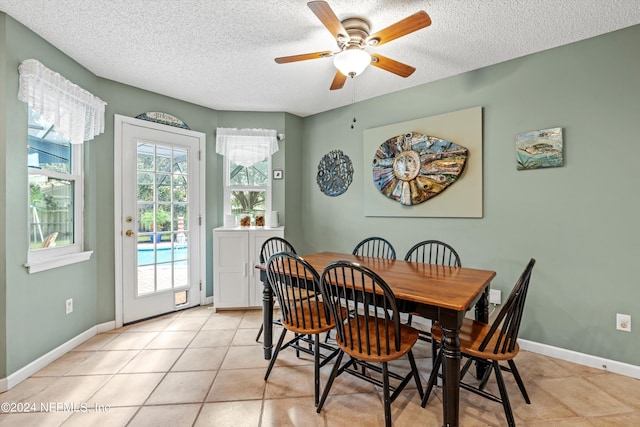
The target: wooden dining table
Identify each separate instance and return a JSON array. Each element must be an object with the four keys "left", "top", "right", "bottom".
[{"left": 256, "top": 251, "right": 496, "bottom": 427}]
